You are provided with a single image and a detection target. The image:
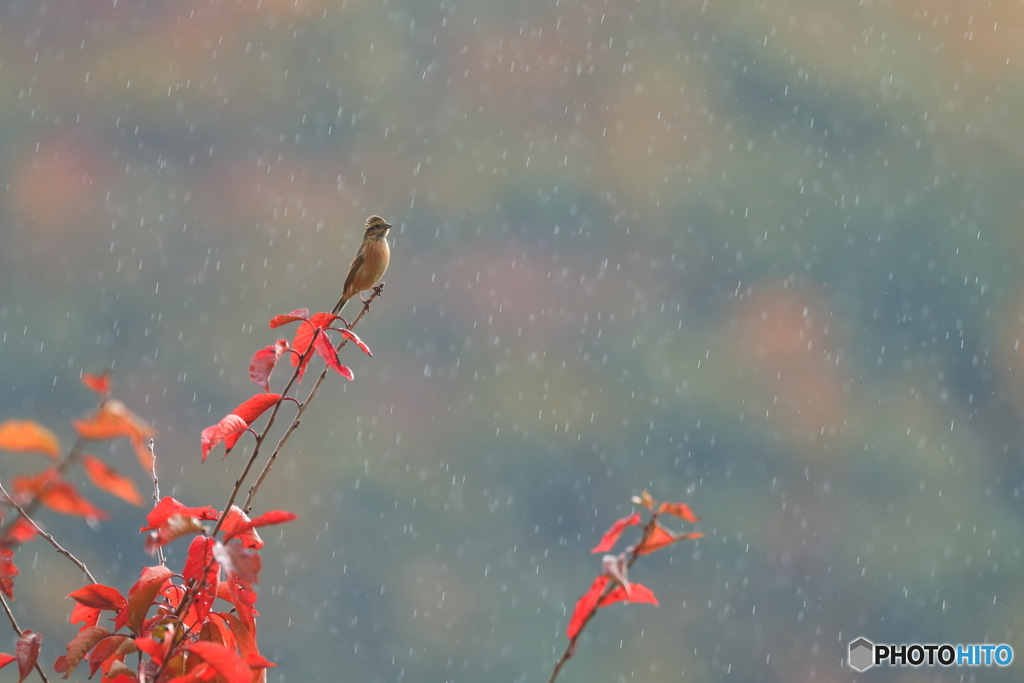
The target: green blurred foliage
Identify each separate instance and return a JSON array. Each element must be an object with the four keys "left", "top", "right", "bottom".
[{"left": 2, "top": 0, "right": 1024, "bottom": 680}]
